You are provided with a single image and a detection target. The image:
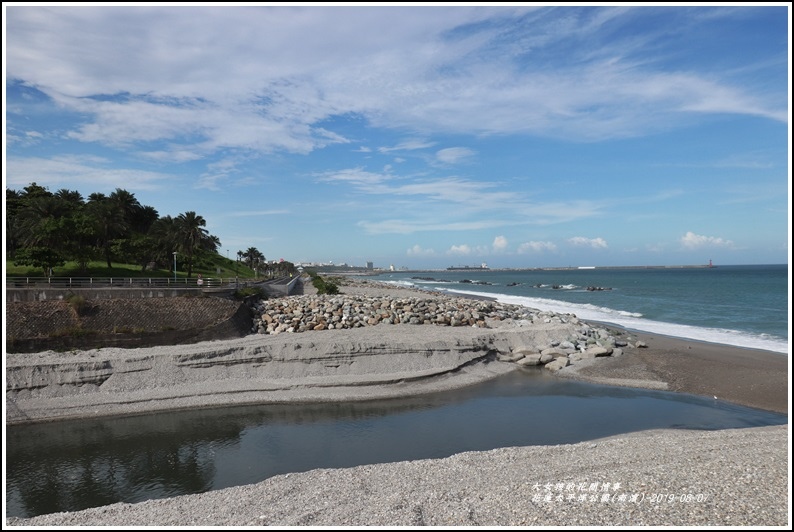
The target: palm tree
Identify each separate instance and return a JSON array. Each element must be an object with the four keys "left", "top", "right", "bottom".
[
  {"left": 109, "top": 188, "right": 142, "bottom": 229},
  {"left": 241, "top": 247, "right": 266, "bottom": 269},
  {"left": 5, "top": 188, "right": 24, "bottom": 259},
  {"left": 86, "top": 194, "right": 128, "bottom": 268},
  {"left": 150, "top": 215, "right": 181, "bottom": 271},
  {"left": 13, "top": 194, "right": 74, "bottom": 274},
  {"left": 176, "top": 211, "right": 210, "bottom": 278},
  {"left": 54, "top": 188, "right": 85, "bottom": 207}
]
